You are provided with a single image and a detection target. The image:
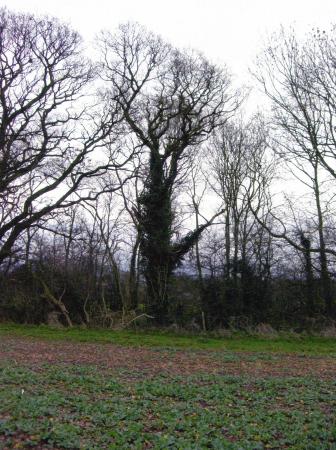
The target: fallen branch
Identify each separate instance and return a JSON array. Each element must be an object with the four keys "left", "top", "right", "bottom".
[{"left": 124, "top": 313, "right": 155, "bottom": 327}]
